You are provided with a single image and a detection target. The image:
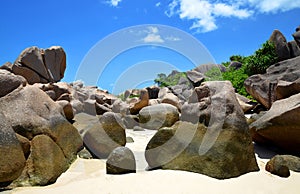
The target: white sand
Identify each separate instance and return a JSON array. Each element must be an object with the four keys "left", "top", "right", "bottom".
[{"left": 10, "top": 129, "right": 300, "bottom": 194}]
